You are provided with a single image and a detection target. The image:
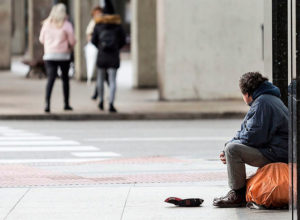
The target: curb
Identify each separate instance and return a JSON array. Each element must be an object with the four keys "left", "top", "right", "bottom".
[{"left": 0, "top": 112, "right": 245, "bottom": 121}]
